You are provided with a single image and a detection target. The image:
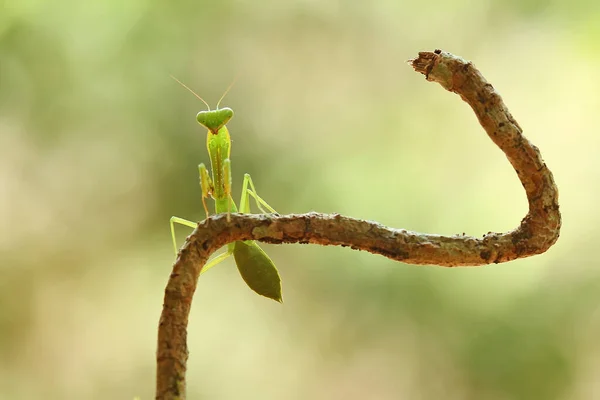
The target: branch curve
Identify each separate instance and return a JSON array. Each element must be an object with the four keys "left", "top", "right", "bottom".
[{"left": 156, "top": 50, "right": 561, "bottom": 399}]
